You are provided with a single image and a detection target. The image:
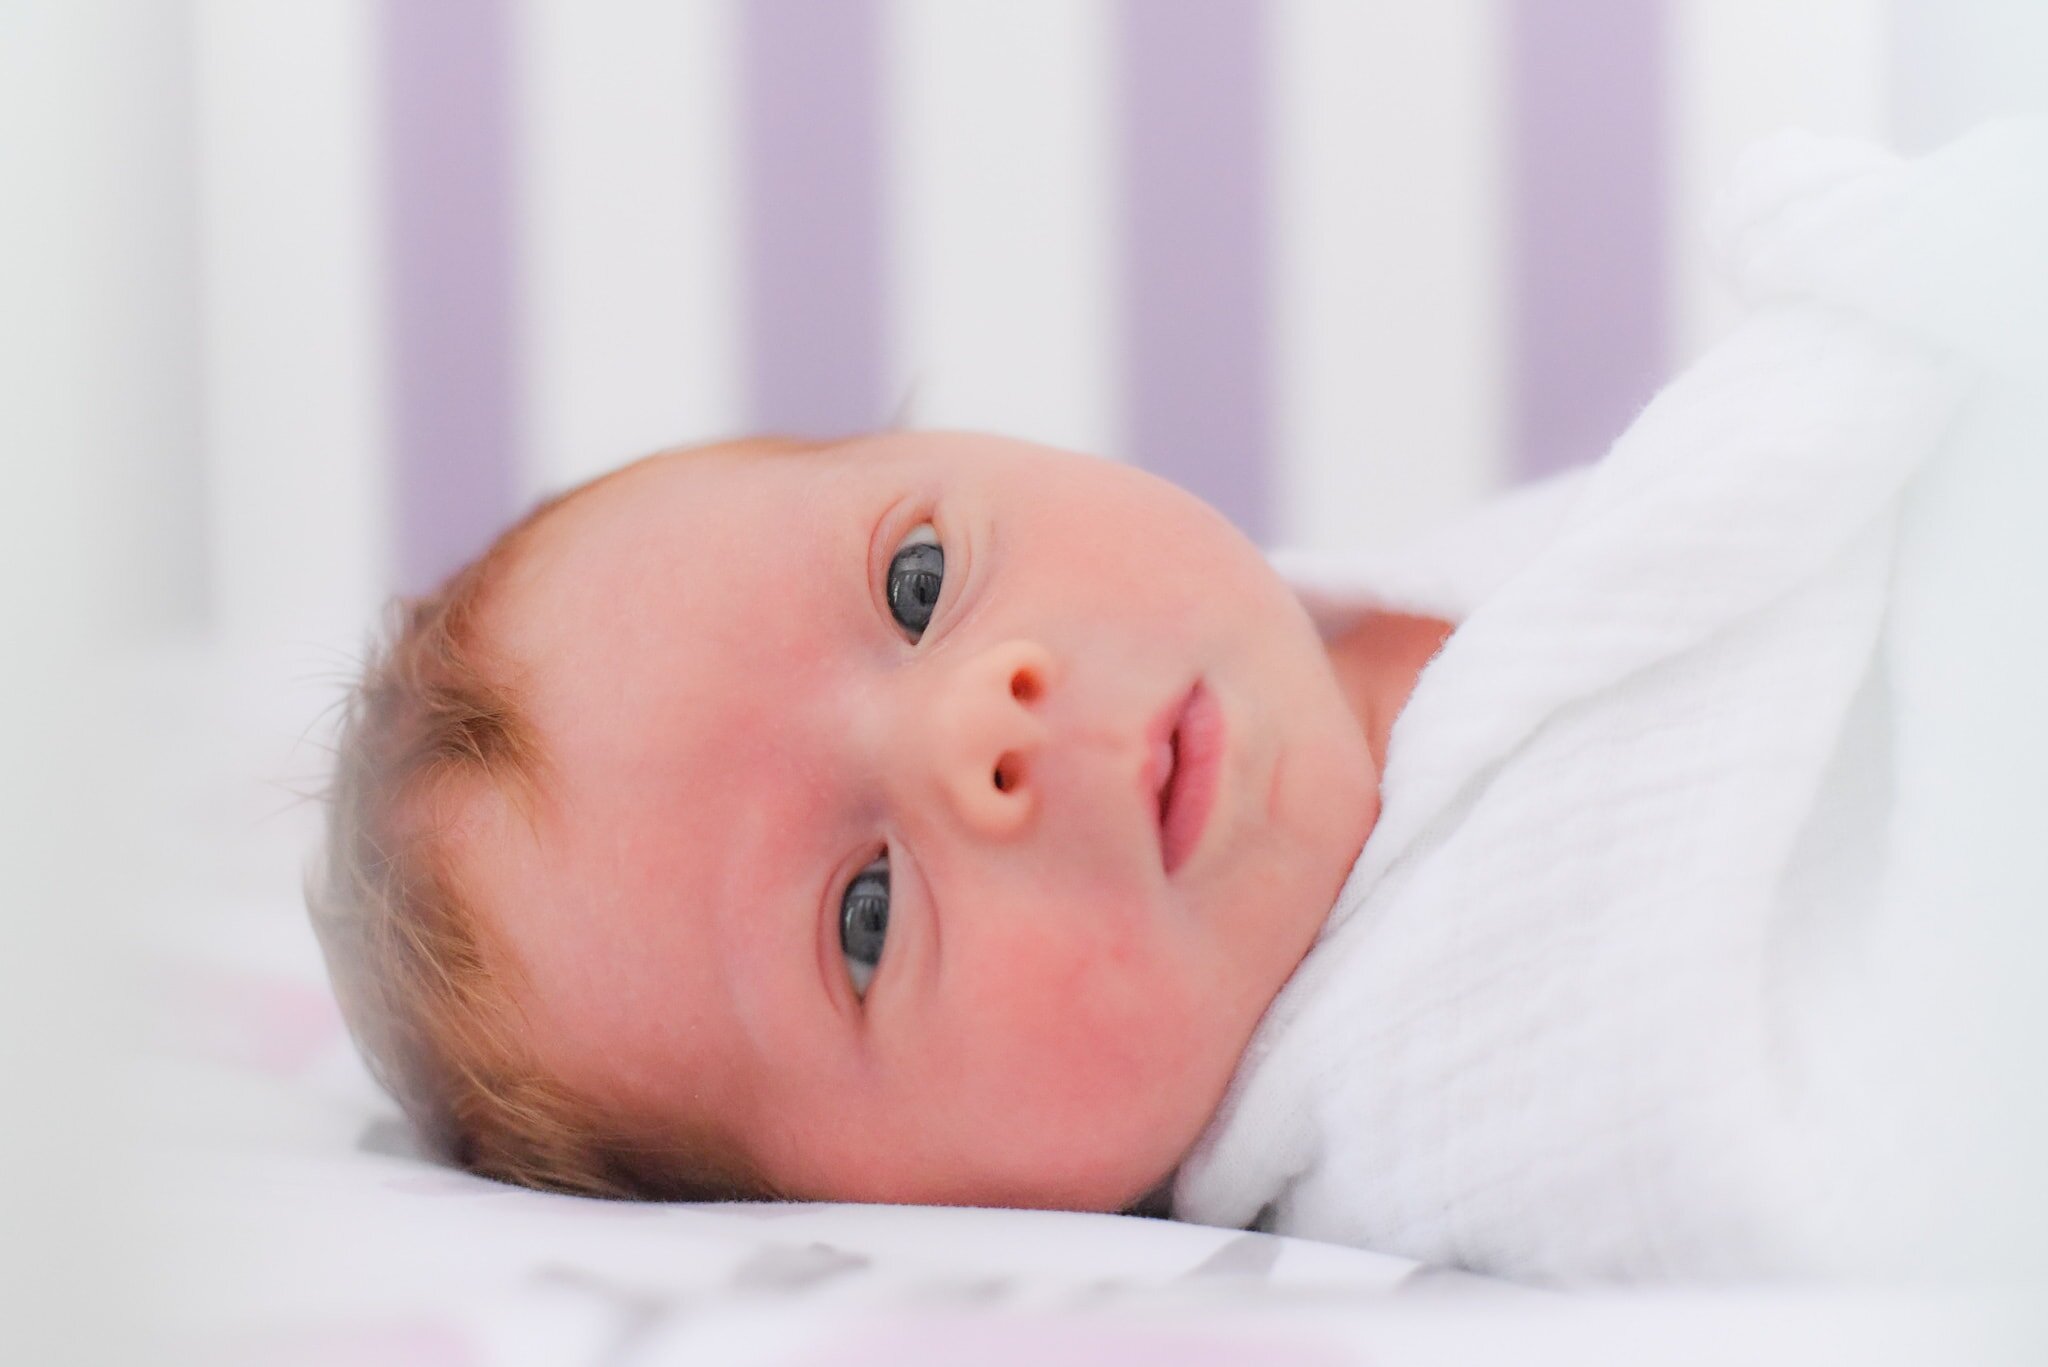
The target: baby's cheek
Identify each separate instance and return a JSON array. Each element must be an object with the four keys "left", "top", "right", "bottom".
[
  {"left": 967, "top": 914, "right": 1196, "bottom": 1111},
  {"left": 913, "top": 903, "right": 1222, "bottom": 1208}
]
